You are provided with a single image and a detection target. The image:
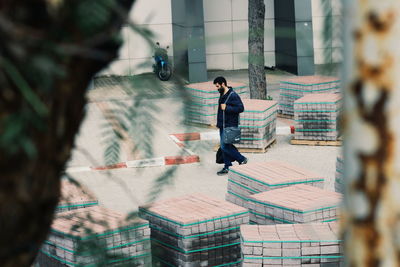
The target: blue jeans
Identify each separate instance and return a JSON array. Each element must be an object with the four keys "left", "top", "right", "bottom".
[{"left": 219, "top": 128, "right": 245, "bottom": 169}]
